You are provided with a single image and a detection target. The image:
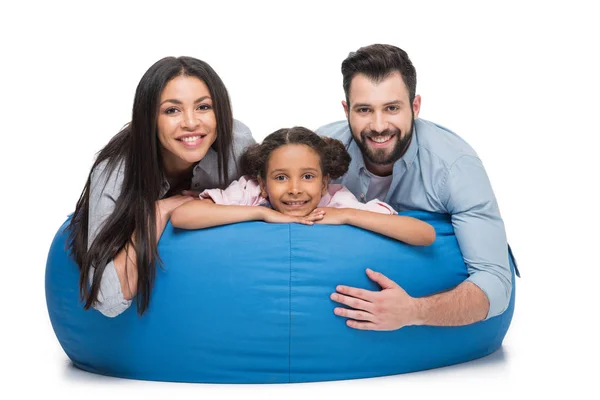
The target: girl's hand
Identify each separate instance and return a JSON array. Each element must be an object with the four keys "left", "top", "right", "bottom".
[
  {"left": 313, "top": 208, "right": 350, "bottom": 225},
  {"left": 263, "top": 208, "right": 325, "bottom": 225}
]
